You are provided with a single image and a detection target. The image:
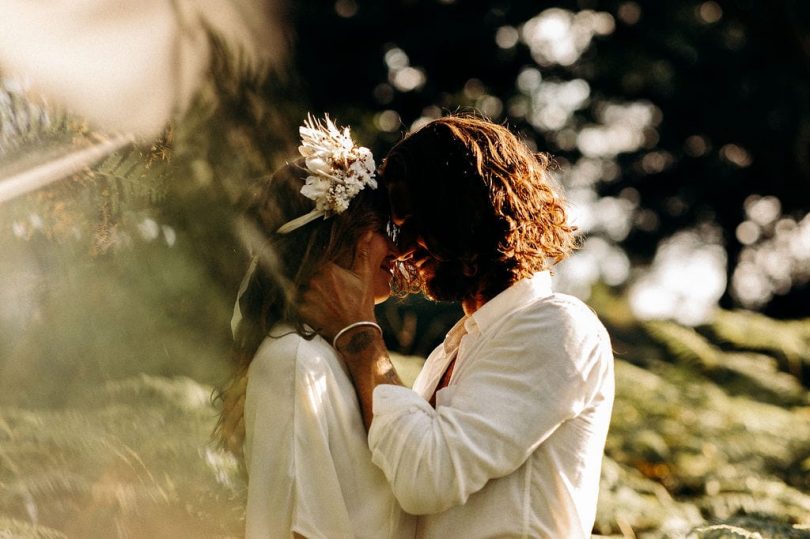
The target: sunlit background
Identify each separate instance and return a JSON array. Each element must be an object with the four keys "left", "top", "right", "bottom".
[{"left": 1, "top": 1, "right": 809, "bottom": 537}]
